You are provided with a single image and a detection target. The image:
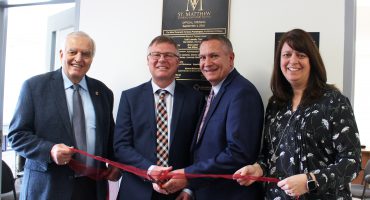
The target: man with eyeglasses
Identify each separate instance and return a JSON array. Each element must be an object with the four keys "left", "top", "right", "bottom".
[{"left": 114, "top": 35, "right": 204, "bottom": 200}]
